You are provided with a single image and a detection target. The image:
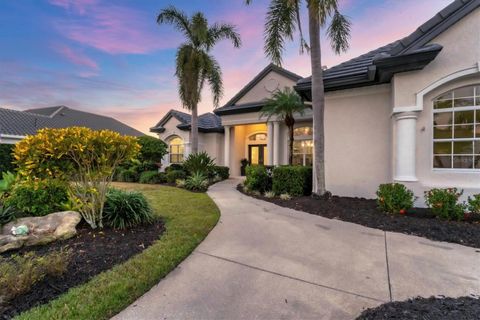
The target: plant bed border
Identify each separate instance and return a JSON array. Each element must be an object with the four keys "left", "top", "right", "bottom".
[
  {"left": 14, "top": 183, "right": 220, "bottom": 320},
  {"left": 238, "top": 185, "right": 480, "bottom": 249}
]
